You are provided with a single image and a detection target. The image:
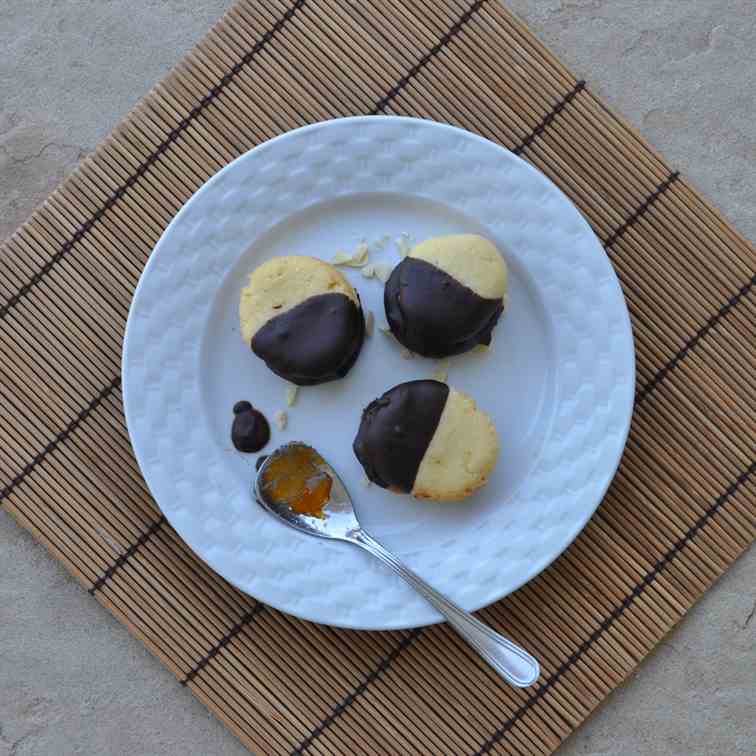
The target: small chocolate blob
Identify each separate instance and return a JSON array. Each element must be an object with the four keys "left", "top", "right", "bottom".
[
  {"left": 231, "top": 402, "right": 270, "bottom": 453},
  {"left": 233, "top": 400, "right": 253, "bottom": 415}
]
